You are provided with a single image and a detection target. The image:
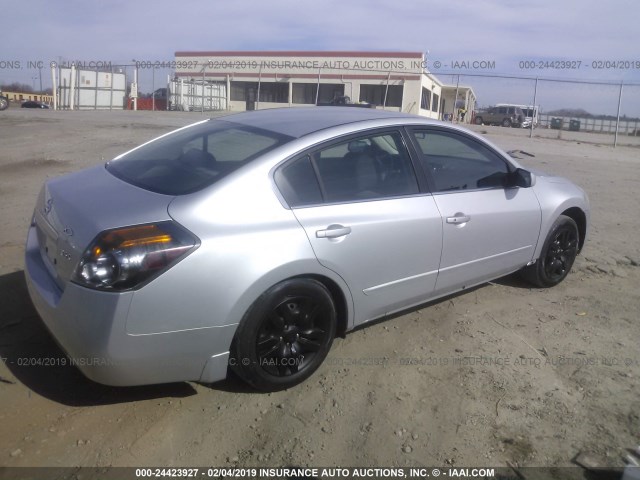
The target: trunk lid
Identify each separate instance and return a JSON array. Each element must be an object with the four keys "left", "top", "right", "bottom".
[{"left": 33, "top": 165, "right": 174, "bottom": 290}]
